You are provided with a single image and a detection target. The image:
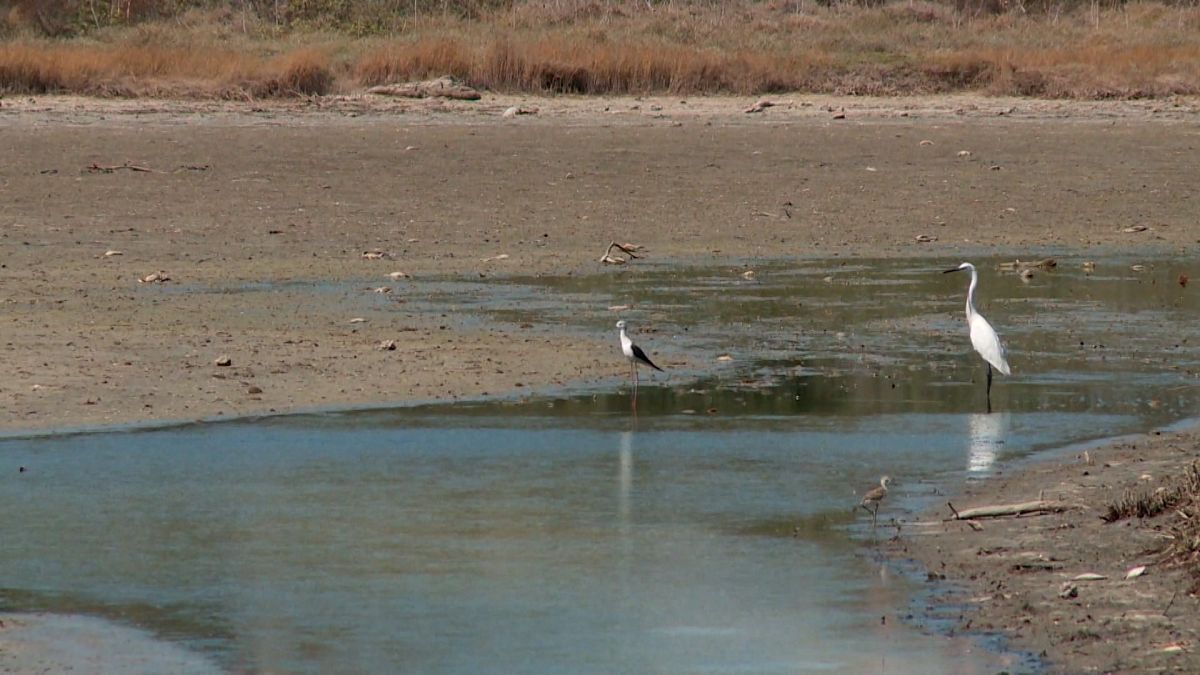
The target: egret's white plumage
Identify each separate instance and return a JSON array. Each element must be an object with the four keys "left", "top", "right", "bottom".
[
  {"left": 960, "top": 267, "right": 1010, "bottom": 376},
  {"left": 945, "top": 262, "right": 1010, "bottom": 411}
]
